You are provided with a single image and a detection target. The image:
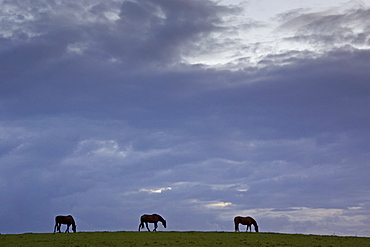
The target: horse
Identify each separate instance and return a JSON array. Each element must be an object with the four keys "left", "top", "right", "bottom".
[
  {"left": 138, "top": 214, "right": 166, "bottom": 231},
  {"left": 234, "top": 216, "right": 259, "bottom": 232},
  {"left": 53, "top": 215, "right": 76, "bottom": 233}
]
